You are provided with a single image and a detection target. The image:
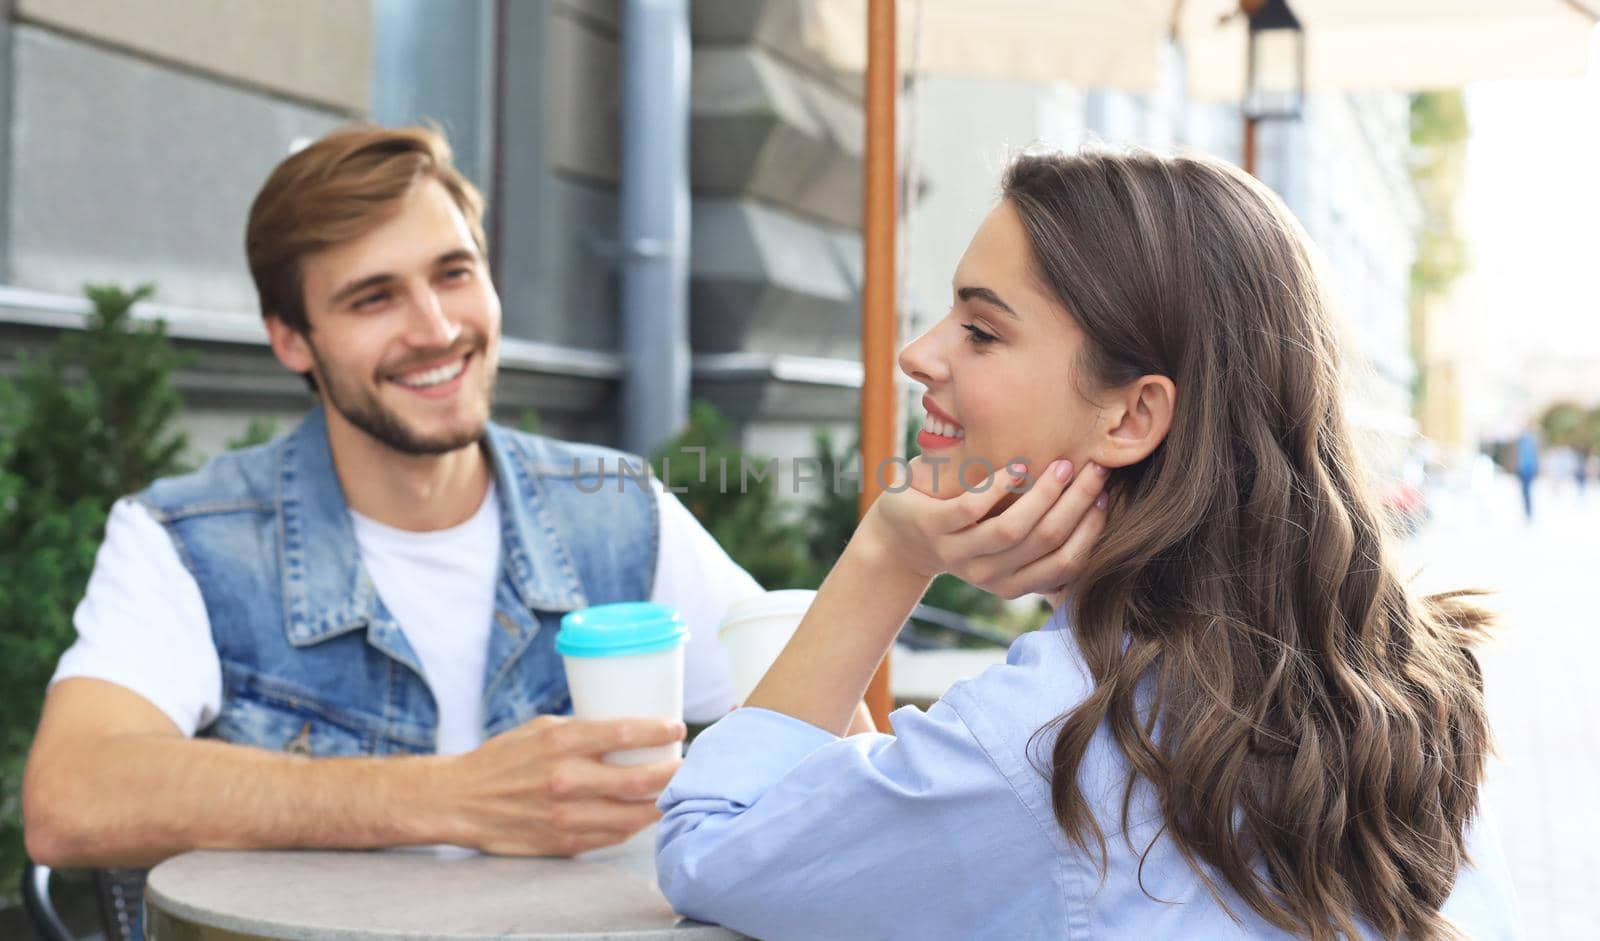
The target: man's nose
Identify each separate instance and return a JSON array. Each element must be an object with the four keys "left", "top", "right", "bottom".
[{"left": 407, "top": 288, "right": 462, "bottom": 348}]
